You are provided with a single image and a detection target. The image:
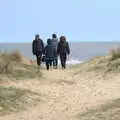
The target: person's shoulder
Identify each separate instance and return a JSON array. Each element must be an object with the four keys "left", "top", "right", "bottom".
[
  {"left": 66, "top": 41, "right": 69, "bottom": 44},
  {"left": 38, "top": 38, "right": 42, "bottom": 41},
  {"left": 41, "top": 39, "right": 44, "bottom": 43},
  {"left": 40, "top": 38, "right": 43, "bottom": 41},
  {"left": 52, "top": 38, "right": 58, "bottom": 41},
  {"left": 38, "top": 39, "right": 43, "bottom": 43},
  {"left": 33, "top": 39, "right": 35, "bottom": 42},
  {"left": 56, "top": 38, "right": 58, "bottom": 41}
]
